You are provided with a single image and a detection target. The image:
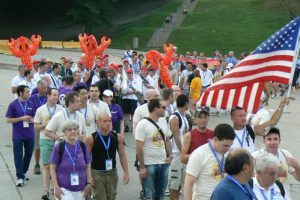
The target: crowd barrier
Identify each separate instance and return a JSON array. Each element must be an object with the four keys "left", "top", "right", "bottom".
[{"left": 0, "top": 40, "right": 81, "bottom": 55}]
